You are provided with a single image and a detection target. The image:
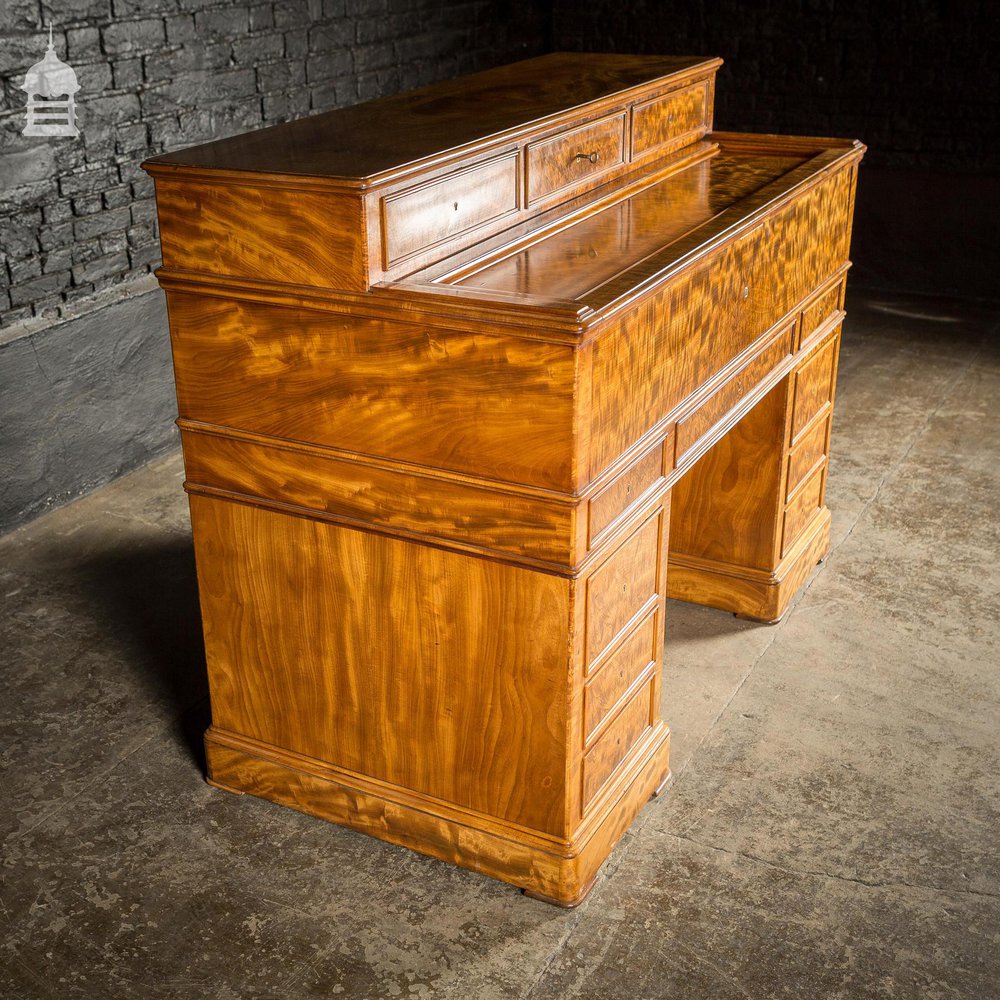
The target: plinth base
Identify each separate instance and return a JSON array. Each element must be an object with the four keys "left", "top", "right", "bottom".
[
  {"left": 205, "top": 724, "right": 670, "bottom": 907},
  {"left": 667, "top": 508, "right": 832, "bottom": 623}
]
